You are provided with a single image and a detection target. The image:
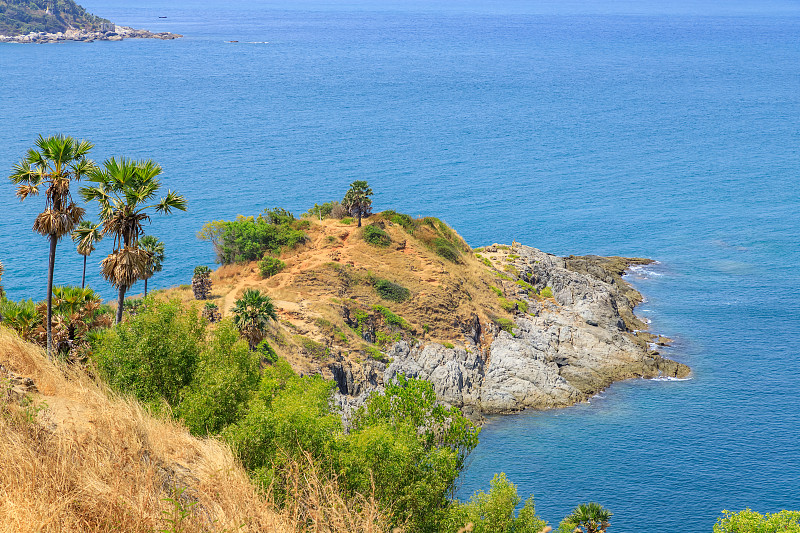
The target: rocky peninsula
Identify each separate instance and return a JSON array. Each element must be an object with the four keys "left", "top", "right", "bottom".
[
  {"left": 174, "top": 214, "right": 691, "bottom": 421},
  {"left": 0, "top": 25, "right": 182, "bottom": 43}
]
